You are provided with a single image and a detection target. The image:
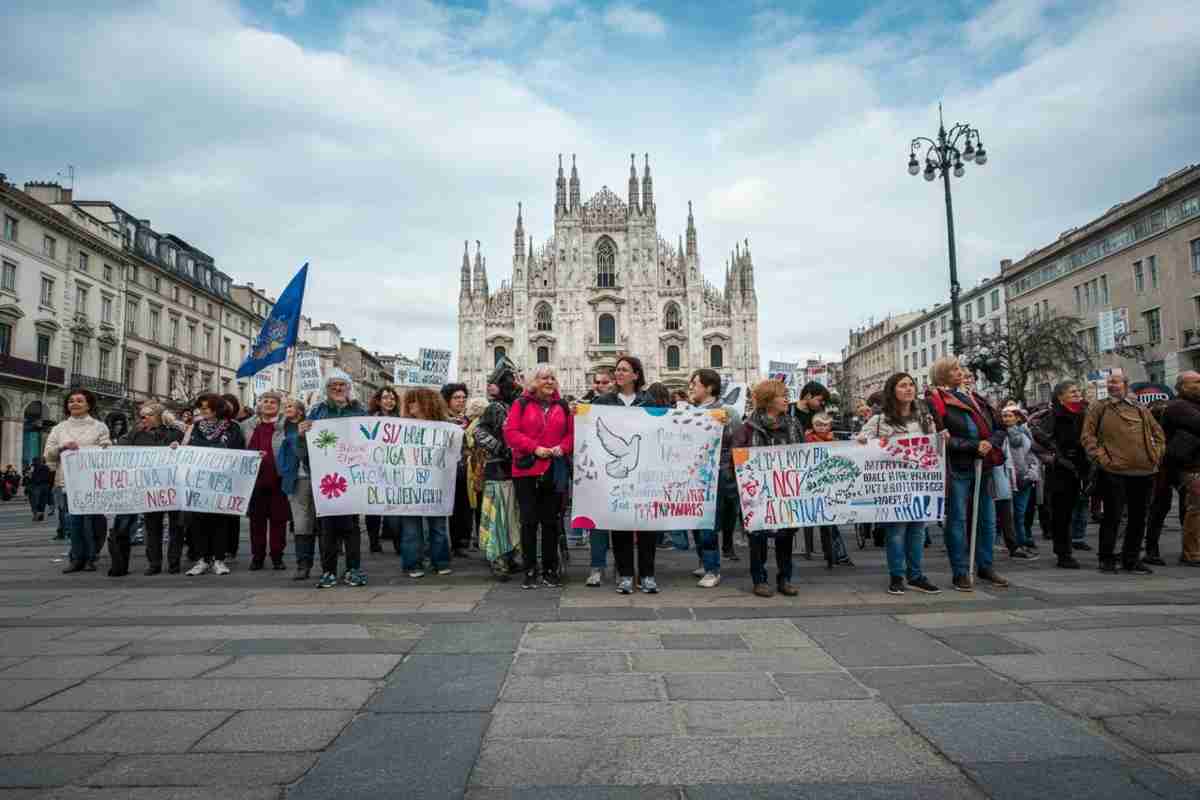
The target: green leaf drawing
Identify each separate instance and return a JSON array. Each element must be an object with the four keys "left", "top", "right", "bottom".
[{"left": 314, "top": 430, "right": 339, "bottom": 451}]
